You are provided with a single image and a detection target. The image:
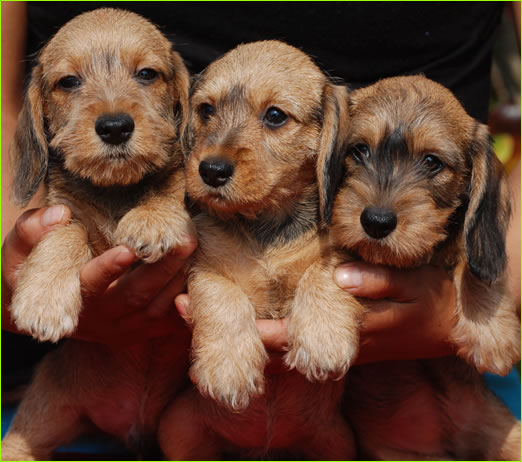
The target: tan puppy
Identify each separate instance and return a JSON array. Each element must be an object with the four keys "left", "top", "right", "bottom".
[
  {"left": 2, "top": 9, "right": 194, "bottom": 460},
  {"left": 320, "top": 76, "right": 520, "bottom": 460},
  {"left": 159, "top": 40, "right": 357, "bottom": 459}
]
